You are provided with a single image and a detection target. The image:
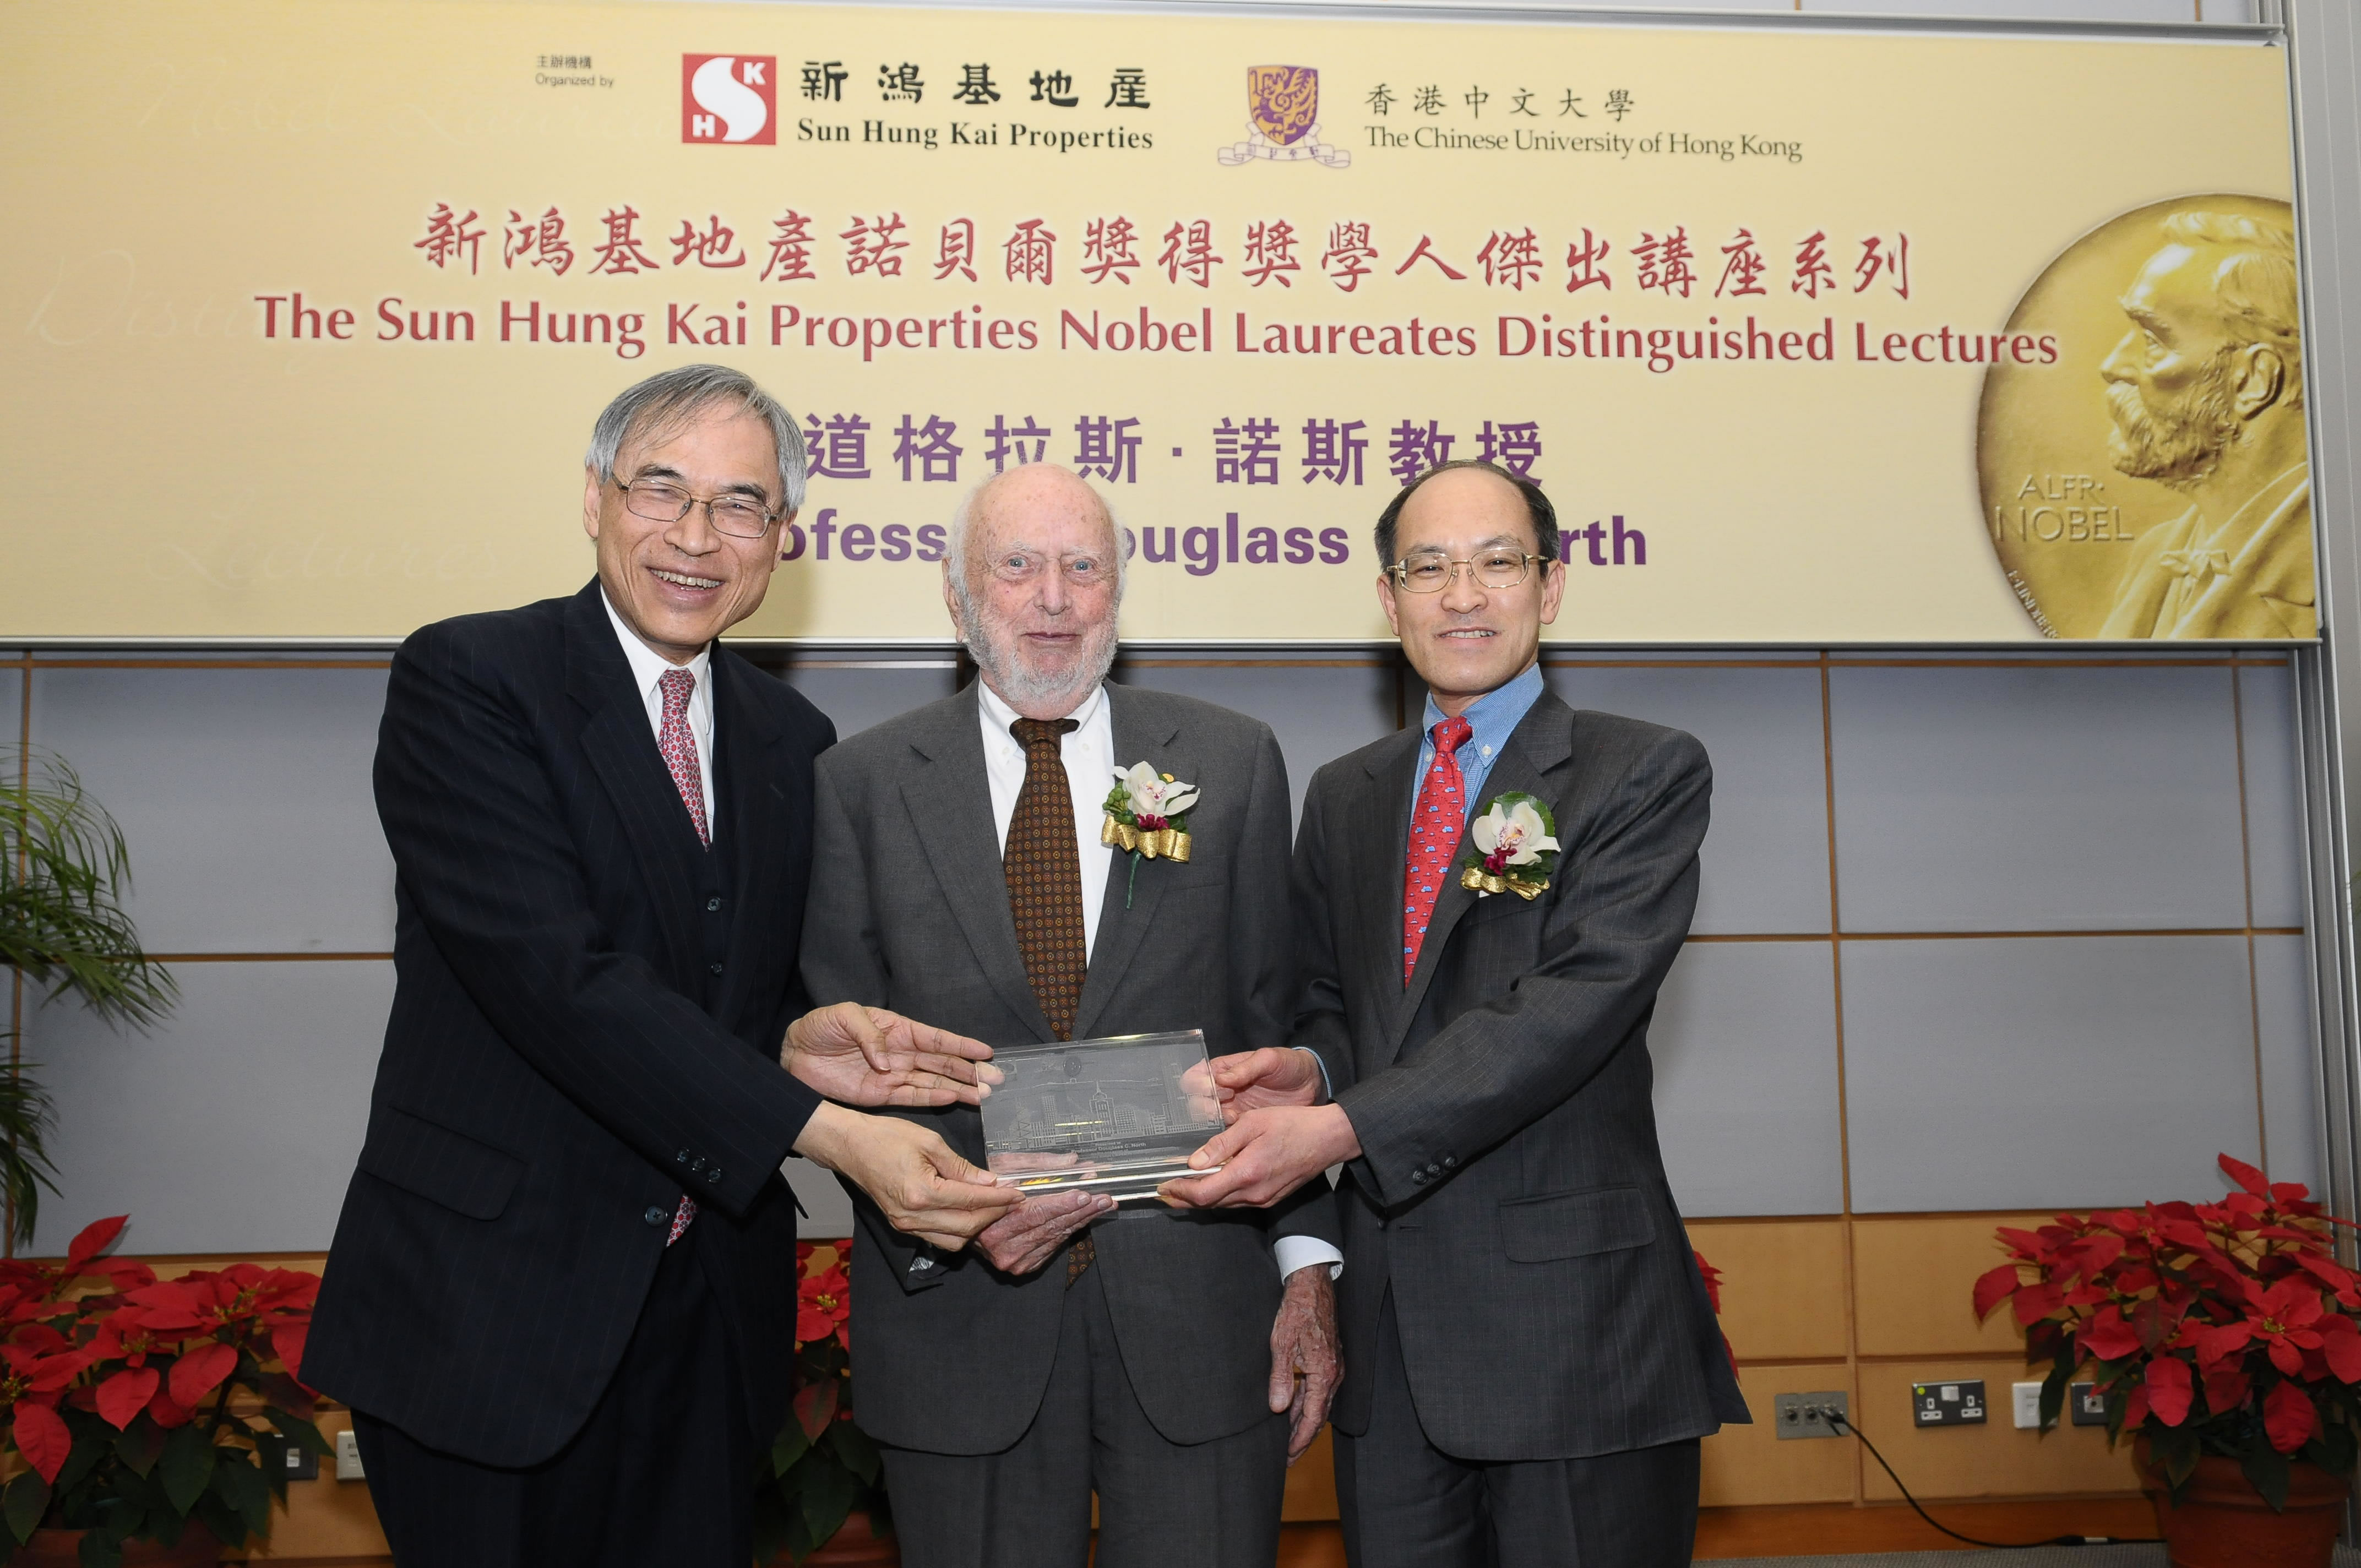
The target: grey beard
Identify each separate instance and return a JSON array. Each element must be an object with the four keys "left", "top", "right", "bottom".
[{"left": 2106, "top": 349, "right": 2244, "bottom": 491}]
